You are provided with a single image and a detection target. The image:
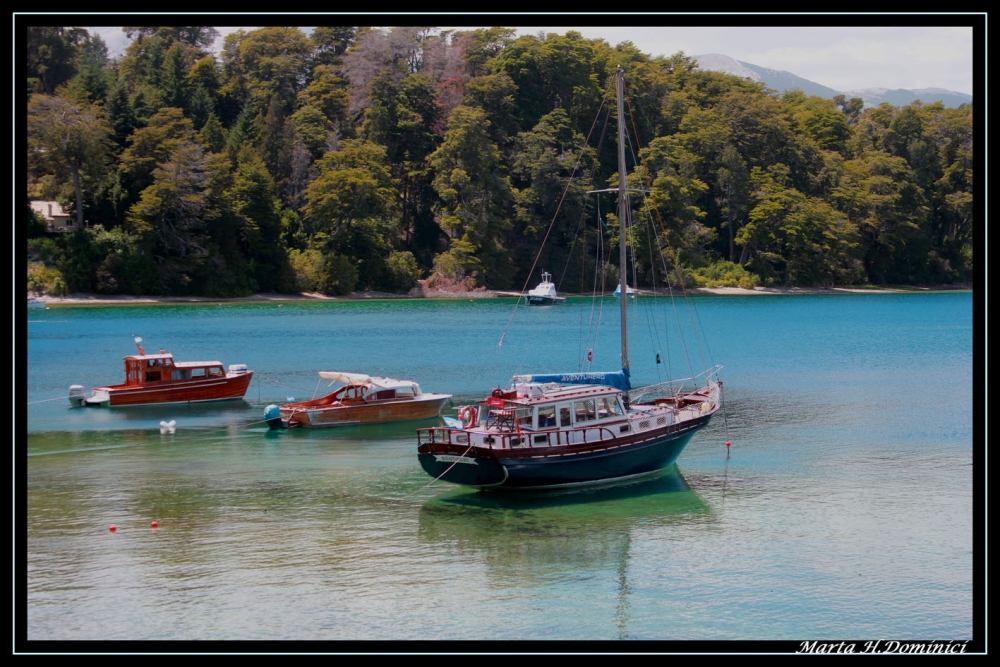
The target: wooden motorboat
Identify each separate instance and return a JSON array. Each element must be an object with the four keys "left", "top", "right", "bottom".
[
  {"left": 265, "top": 371, "right": 452, "bottom": 429},
  {"left": 68, "top": 336, "right": 253, "bottom": 407}
]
